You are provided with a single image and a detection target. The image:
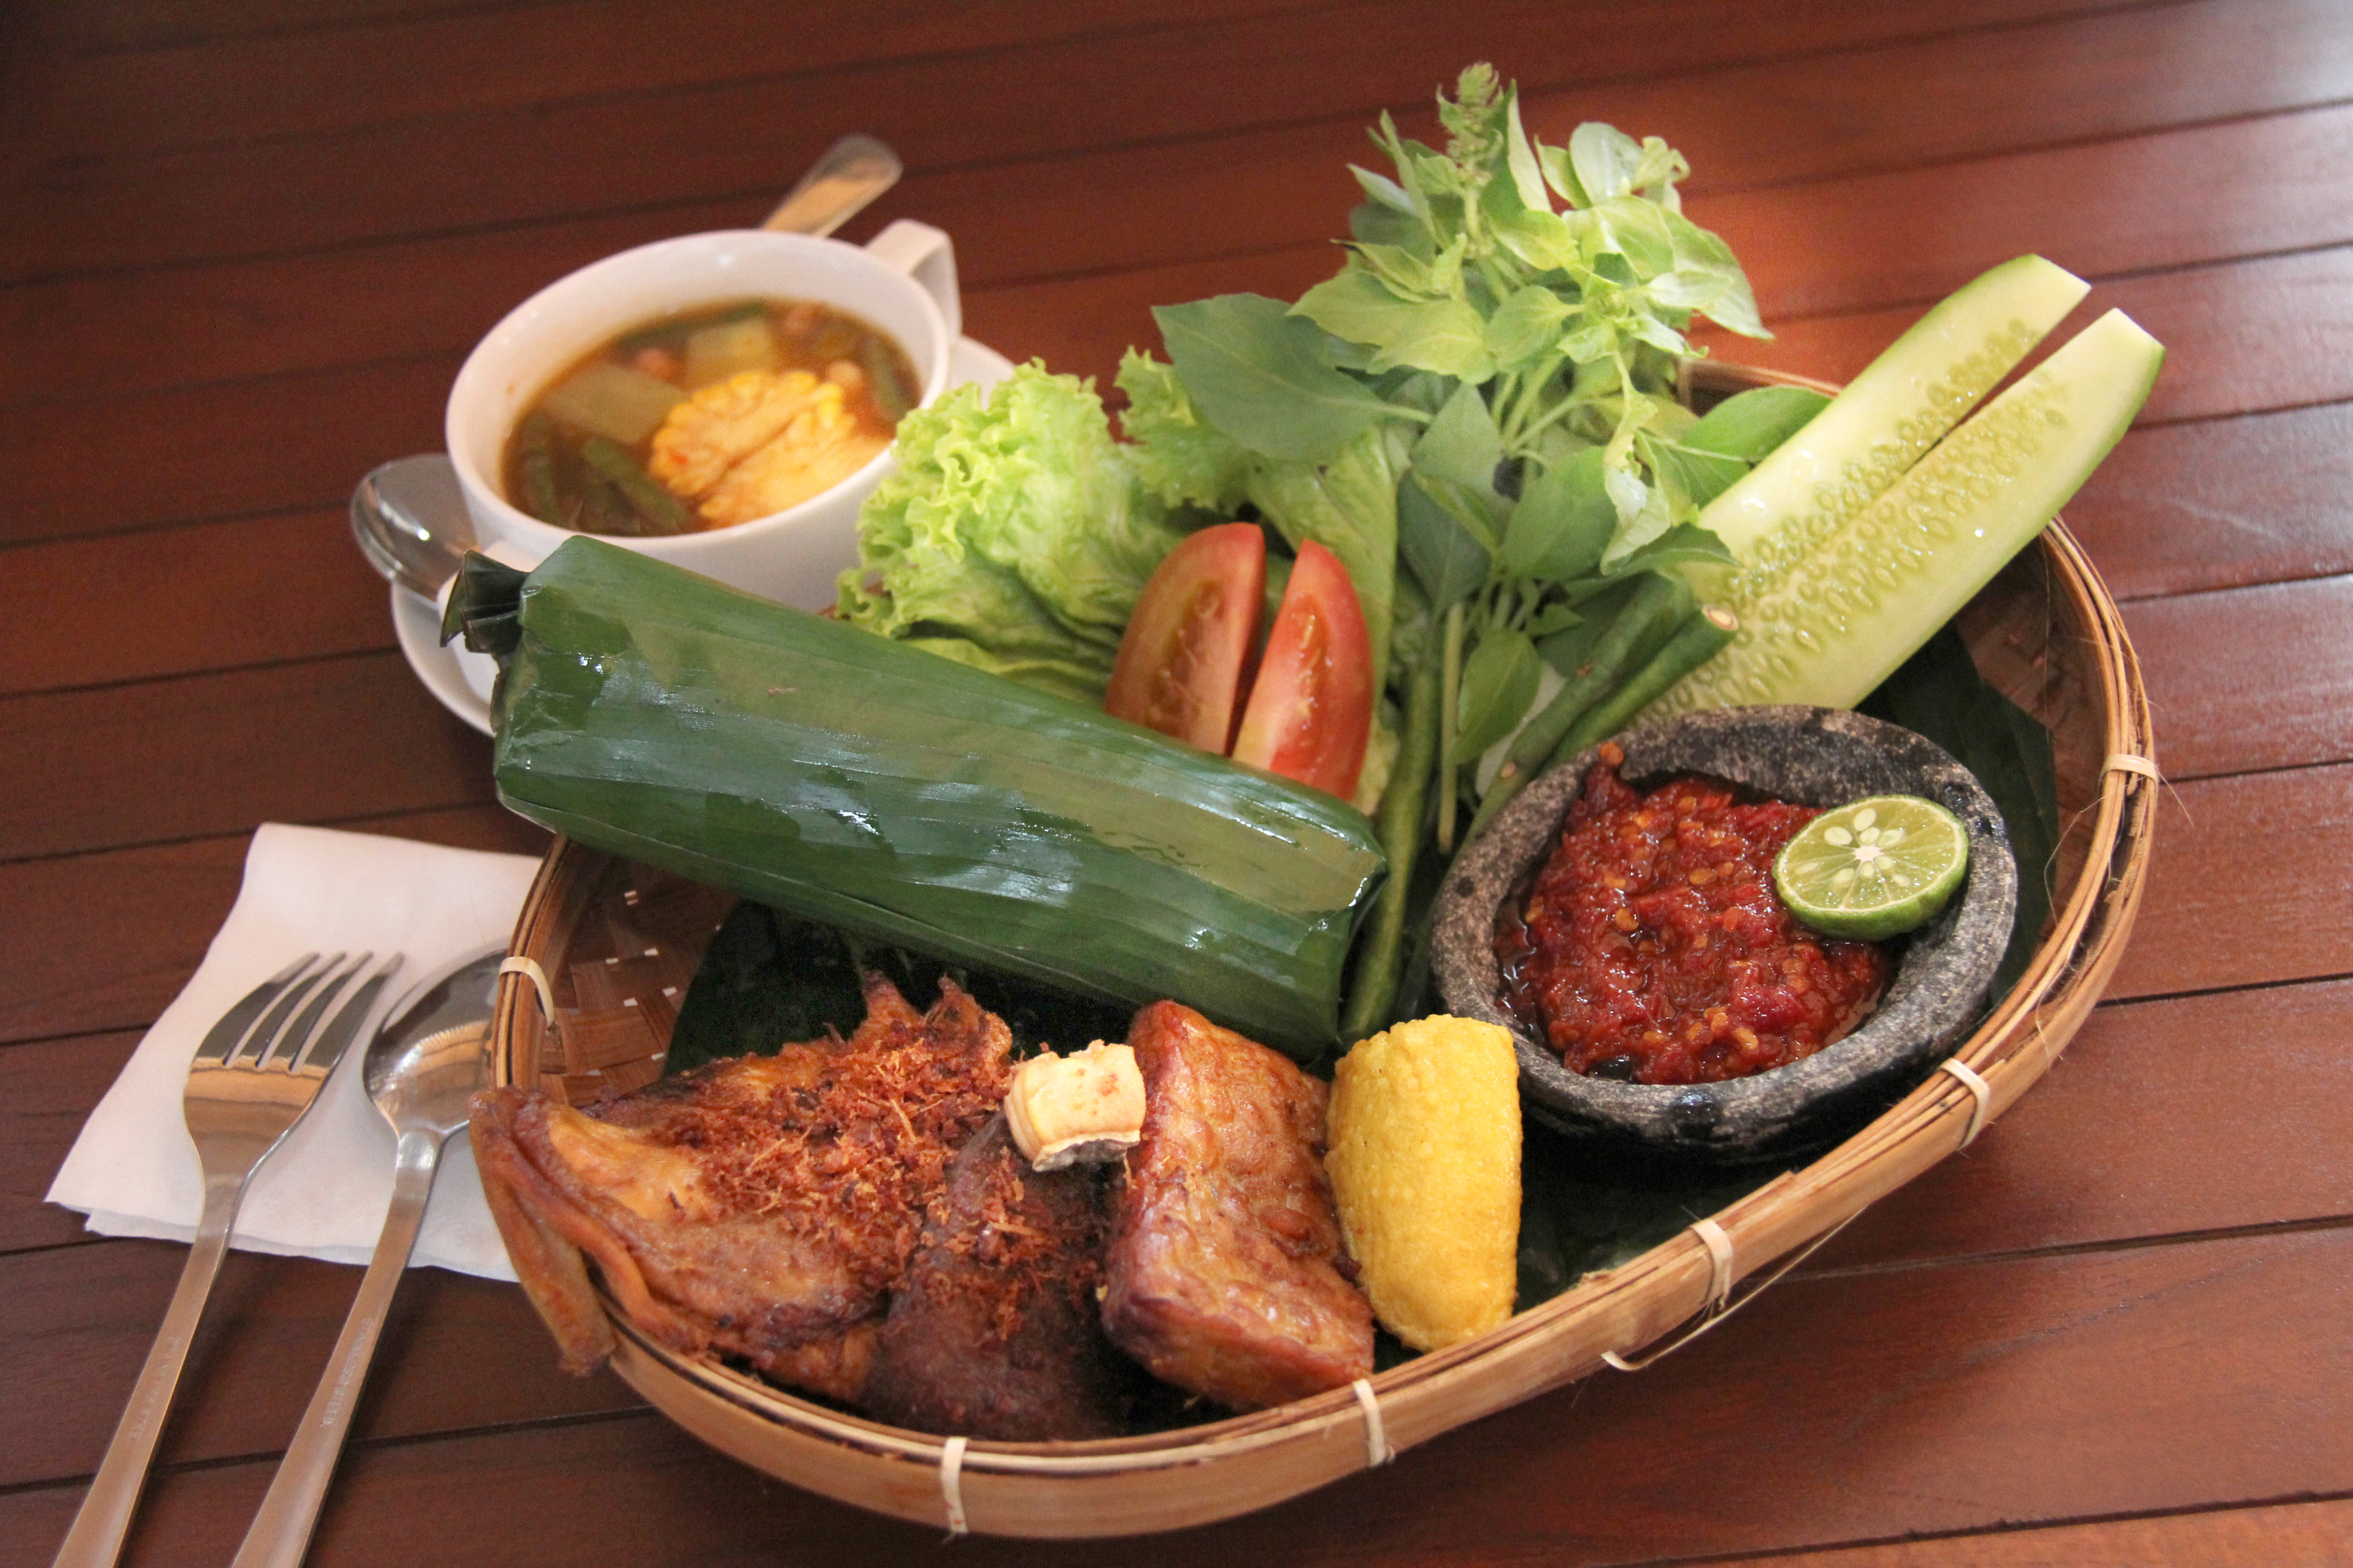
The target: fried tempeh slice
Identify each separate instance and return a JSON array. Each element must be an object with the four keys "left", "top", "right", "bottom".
[
  {"left": 861, "top": 1111, "right": 1139, "bottom": 1439},
  {"left": 469, "top": 974, "right": 1011, "bottom": 1397},
  {"left": 1100, "top": 1002, "right": 1373, "bottom": 1410}
]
